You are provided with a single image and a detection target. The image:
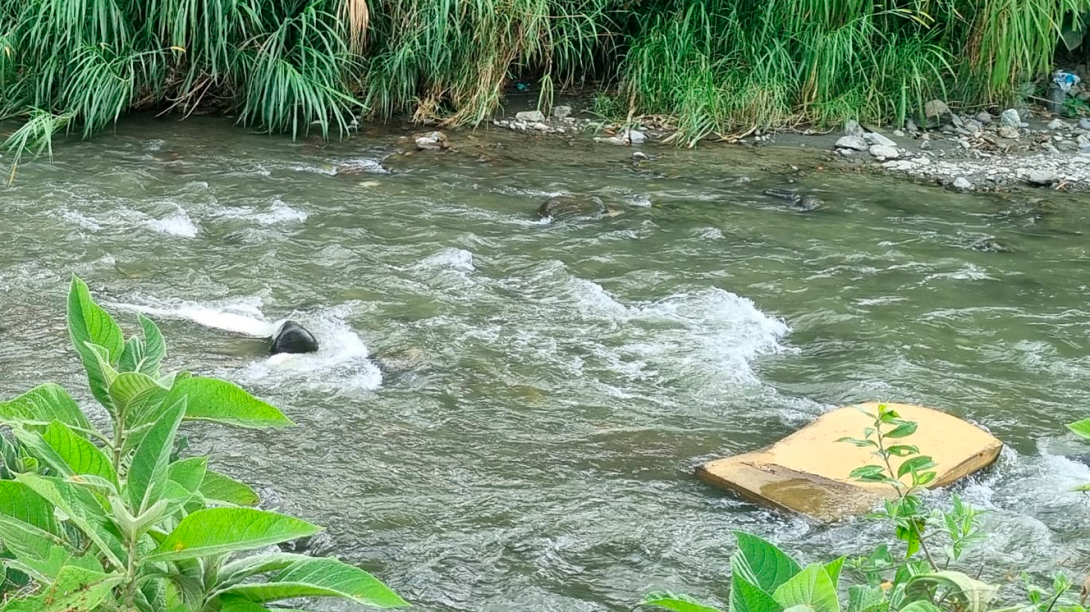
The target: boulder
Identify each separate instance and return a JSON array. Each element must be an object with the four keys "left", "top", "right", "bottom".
[
  {"left": 271, "top": 320, "right": 319, "bottom": 355},
  {"left": 415, "top": 131, "right": 448, "bottom": 151},
  {"left": 1026, "top": 170, "right": 1058, "bottom": 186},
  {"left": 552, "top": 105, "right": 573, "bottom": 119},
  {"left": 537, "top": 195, "right": 605, "bottom": 219},
  {"left": 952, "top": 177, "right": 973, "bottom": 192},
  {"left": 696, "top": 402, "right": 1003, "bottom": 521},
  {"left": 925, "top": 99, "right": 951, "bottom": 125},
  {"left": 834, "top": 135, "right": 868, "bottom": 152},
  {"left": 976, "top": 111, "right": 994, "bottom": 125},
  {"left": 515, "top": 110, "right": 546, "bottom": 122},
  {"left": 1049, "top": 118, "right": 1070, "bottom": 131},
  {"left": 864, "top": 131, "right": 896, "bottom": 147},
  {"left": 868, "top": 144, "right": 900, "bottom": 160},
  {"left": 999, "top": 108, "right": 1021, "bottom": 128},
  {"left": 627, "top": 129, "right": 647, "bottom": 145}
]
